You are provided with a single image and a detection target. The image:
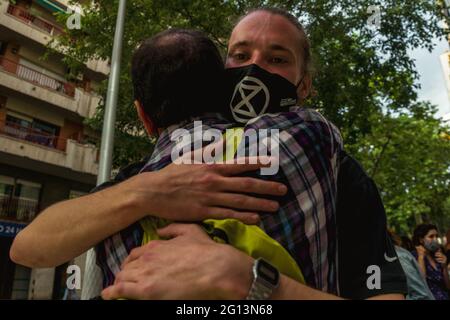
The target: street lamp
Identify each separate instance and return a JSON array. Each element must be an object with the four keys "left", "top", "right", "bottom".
[{"left": 81, "top": 0, "right": 127, "bottom": 300}]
